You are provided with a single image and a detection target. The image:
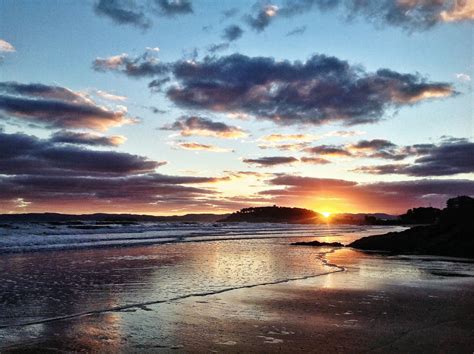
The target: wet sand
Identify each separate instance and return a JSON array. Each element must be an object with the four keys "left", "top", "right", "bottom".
[{"left": 1, "top": 247, "right": 473, "bottom": 353}]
